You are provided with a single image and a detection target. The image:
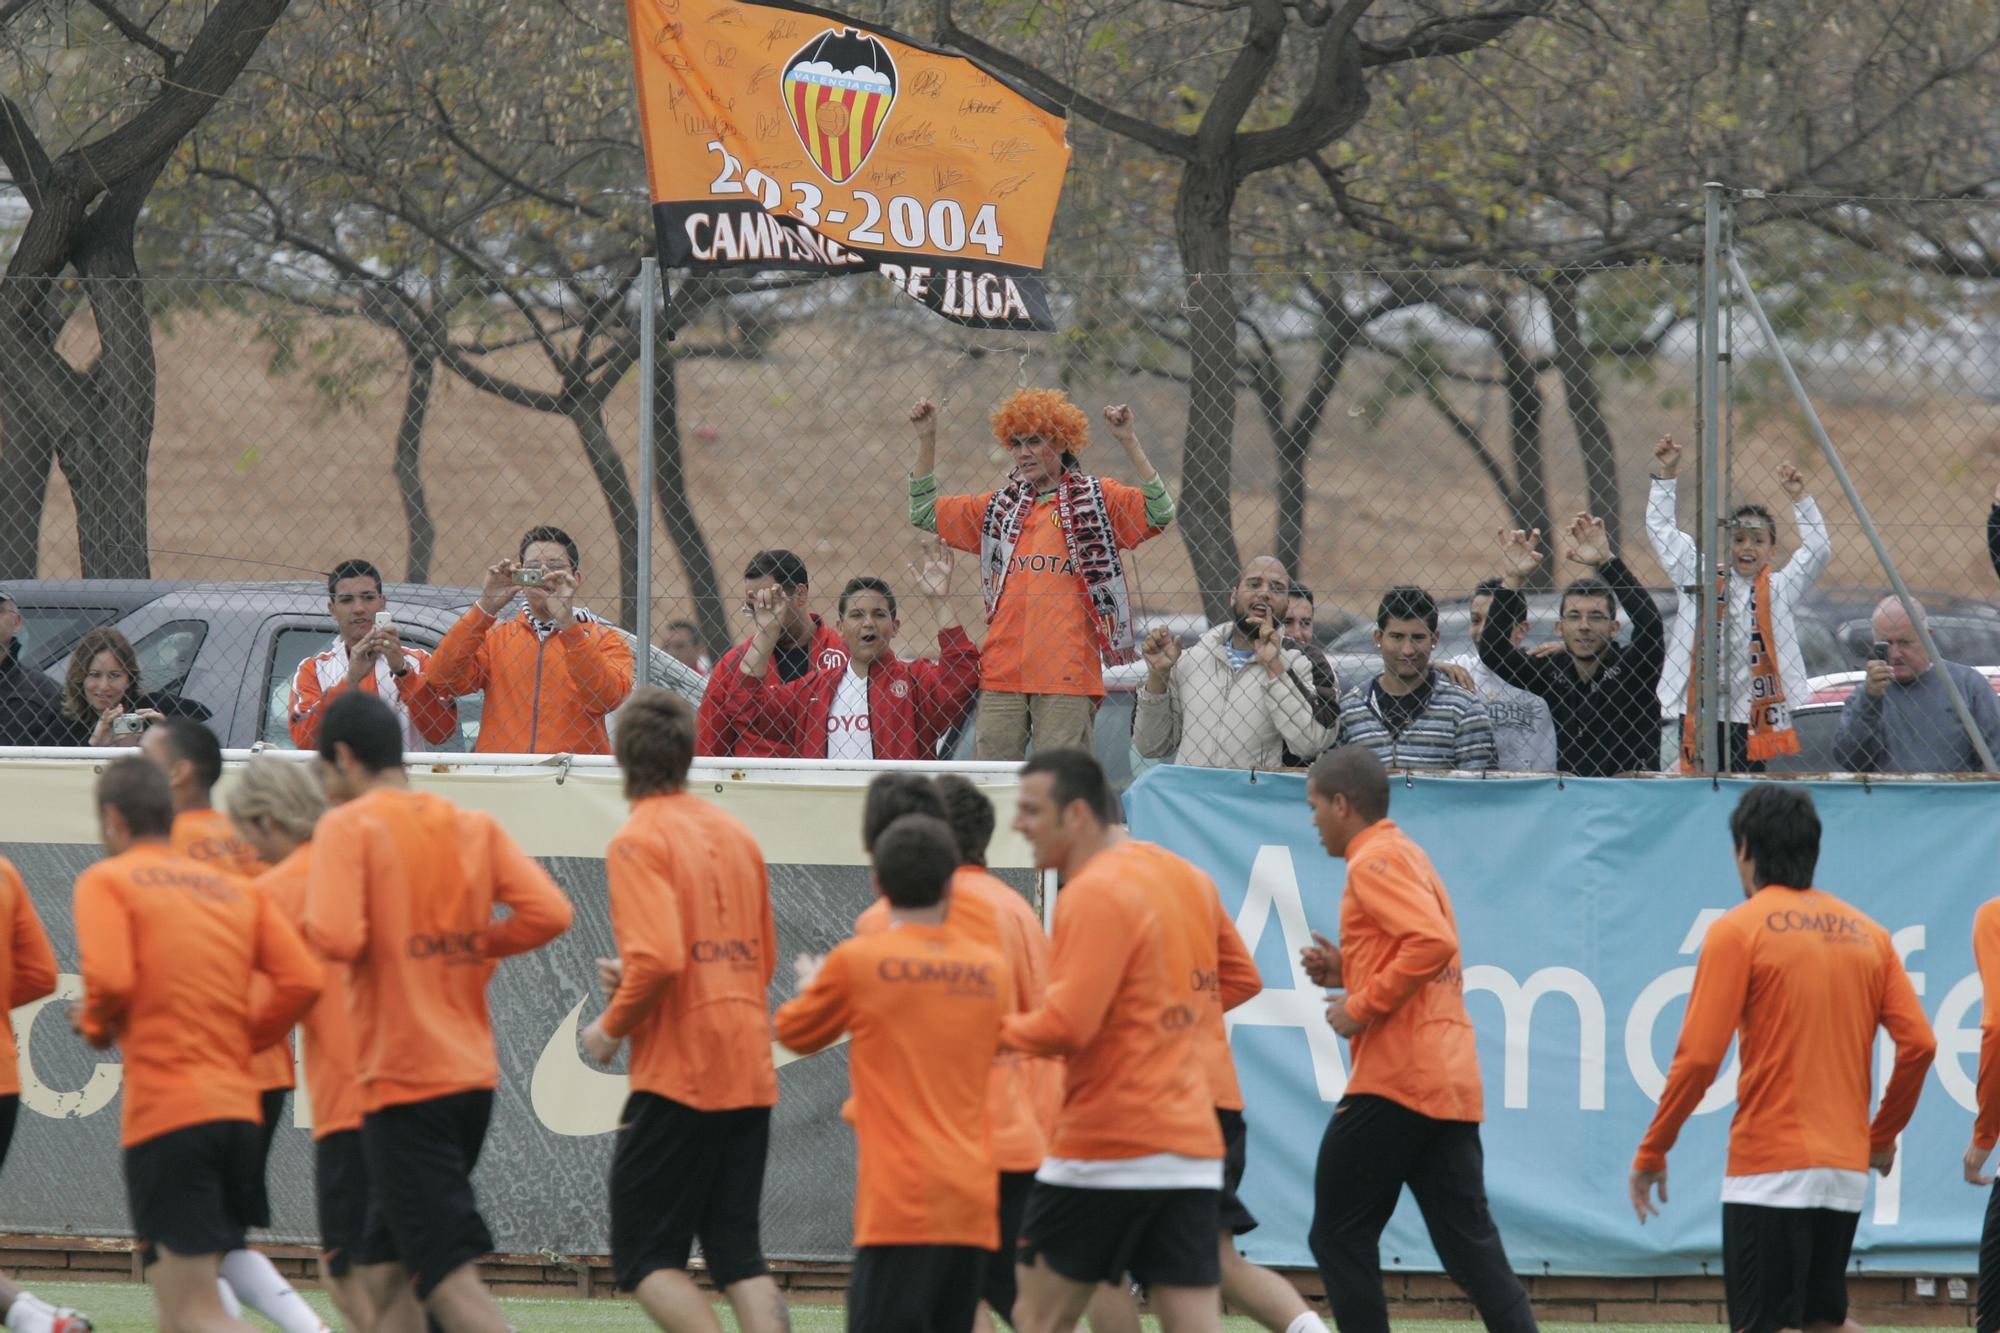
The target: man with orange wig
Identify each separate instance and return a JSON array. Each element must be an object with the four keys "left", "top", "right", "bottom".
[{"left": 908, "top": 390, "right": 1175, "bottom": 760}]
